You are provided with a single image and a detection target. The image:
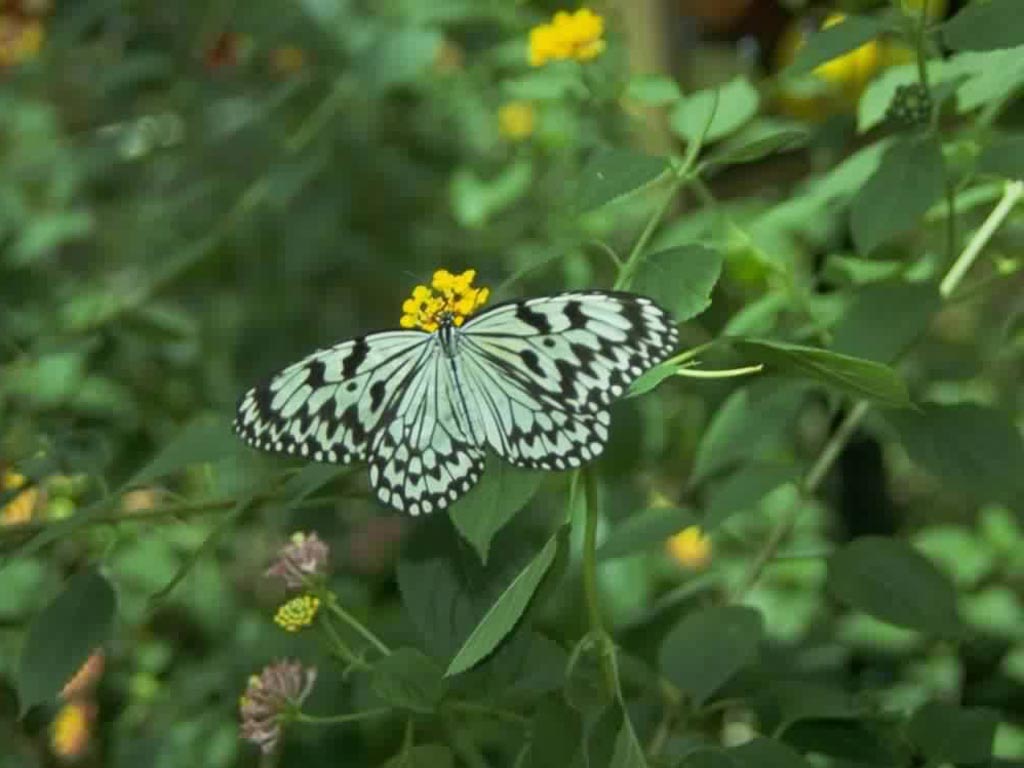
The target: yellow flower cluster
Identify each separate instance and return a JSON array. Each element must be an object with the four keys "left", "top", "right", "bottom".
[
  {"left": 498, "top": 101, "right": 536, "bottom": 141},
  {"left": 1, "top": 470, "right": 38, "bottom": 525},
  {"left": 666, "top": 526, "right": 712, "bottom": 570},
  {"left": 528, "top": 8, "right": 605, "bottom": 68},
  {"left": 0, "top": 13, "right": 44, "bottom": 67},
  {"left": 399, "top": 269, "right": 490, "bottom": 332},
  {"left": 273, "top": 594, "right": 320, "bottom": 633}
]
